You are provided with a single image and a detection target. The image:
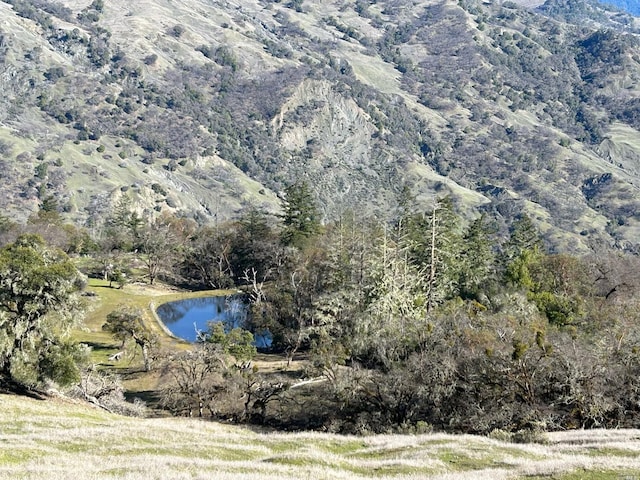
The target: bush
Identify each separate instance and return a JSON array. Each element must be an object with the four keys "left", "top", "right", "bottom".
[{"left": 68, "top": 367, "right": 147, "bottom": 417}]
